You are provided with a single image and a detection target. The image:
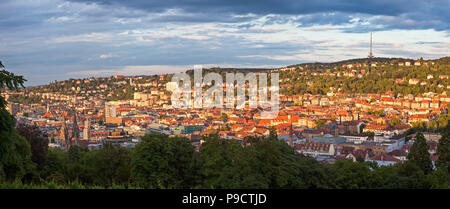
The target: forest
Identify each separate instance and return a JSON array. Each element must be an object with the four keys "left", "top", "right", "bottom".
[{"left": 1, "top": 128, "right": 449, "bottom": 189}]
